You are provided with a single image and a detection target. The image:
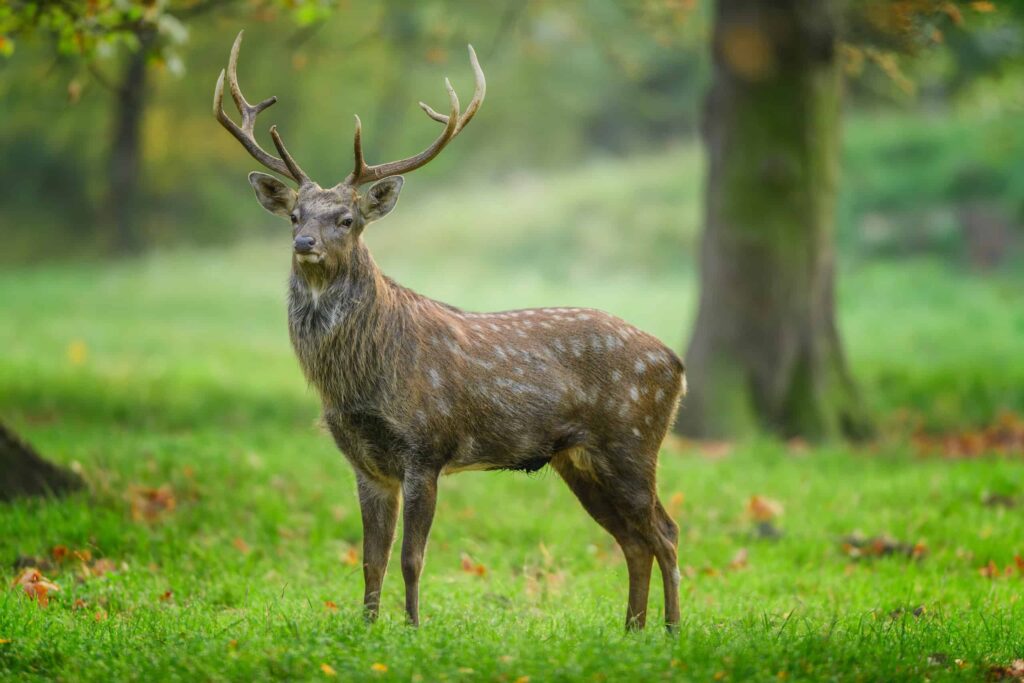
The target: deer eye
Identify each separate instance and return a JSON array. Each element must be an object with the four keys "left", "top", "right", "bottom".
[
  {"left": 289, "top": 213, "right": 298, "bottom": 225},
  {"left": 339, "top": 217, "right": 353, "bottom": 228}
]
